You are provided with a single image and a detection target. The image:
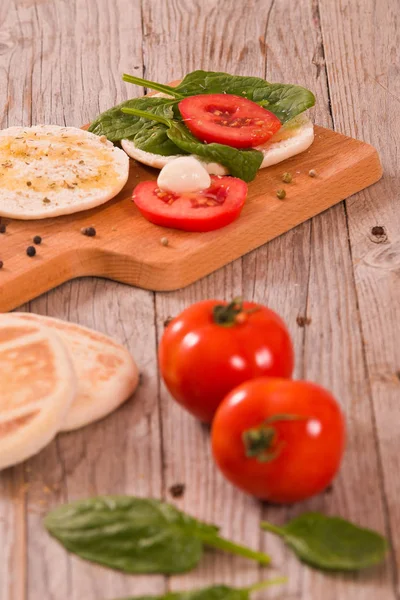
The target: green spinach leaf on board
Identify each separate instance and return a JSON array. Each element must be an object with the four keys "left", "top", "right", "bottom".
[
  {"left": 88, "top": 97, "right": 183, "bottom": 155},
  {"left": 261, "top": 513, "right": 388, "bottom": 571},
  {"left": 123, "top": 70, "right": 316, "bottom": 123},
  {"left": 121, "top": 107, "right": 263, "bottom": 182},
  {"left": 114, "top": 579, "right": 285, "bottom": 600},
  {"left": 44, "top": 496, "right": 270, "bottom": 574},
  {"left": 167, "top": 122, "right": 263, "bottom": 181}
]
